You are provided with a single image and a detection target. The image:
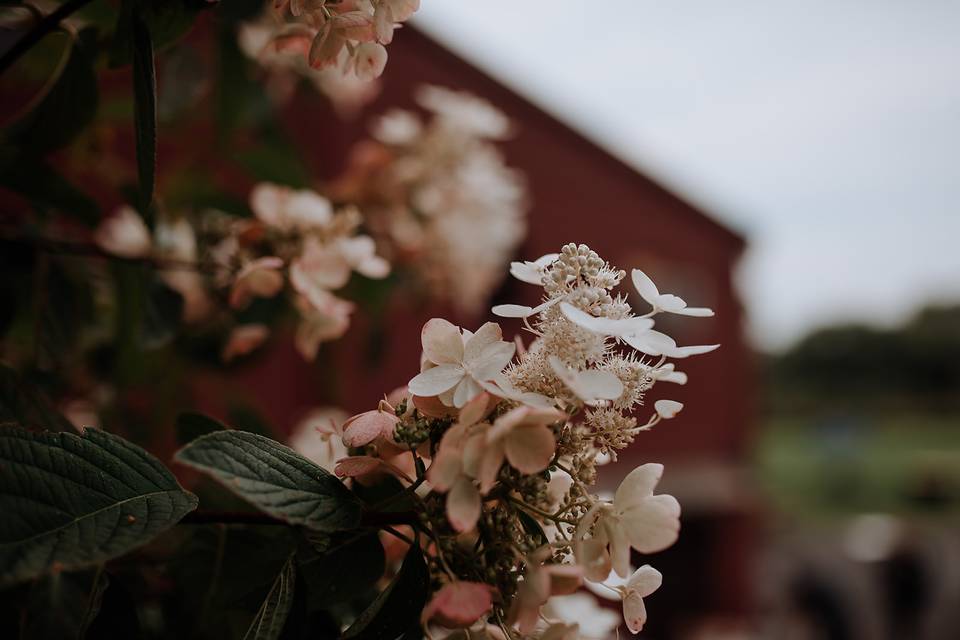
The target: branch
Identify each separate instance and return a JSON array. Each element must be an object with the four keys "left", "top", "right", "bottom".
[
  {"left": 1, "top": 234, "right": 214, "bottom": 272},
  {"left": 0, "top": 0, "right": 97, "bottom": 77}
]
